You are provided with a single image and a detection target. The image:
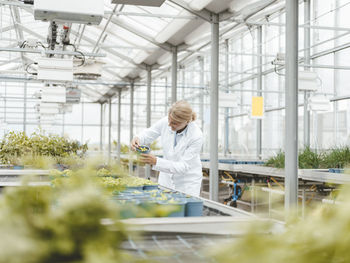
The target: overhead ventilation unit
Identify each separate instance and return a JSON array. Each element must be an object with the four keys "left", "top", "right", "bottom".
[
  {"left": 111, "top": 0, "right": 165, "bottom": 7},
  {"left": 35, "top": 102, "right": 60, "bottom": 115},
  {"left": 41, "top": 86, "right": 66, "bottom": 103},
  {"left": 34, "top": 0, "right": 104, "bottom": 25},
  {"left": 308, "top": 94, "right": 331, "bottom": 112},
  {"left": 66, "top": 87, "right": 81, "bottom": 104},
  {"left": 298, "top": 71, "right": 319, "bottom": 92},
  {"left": 37, "top": 57, "right": 73, "bottom": 82},
  {"left": 73, "top": 59, "right": 104, "bottom": 80}
]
